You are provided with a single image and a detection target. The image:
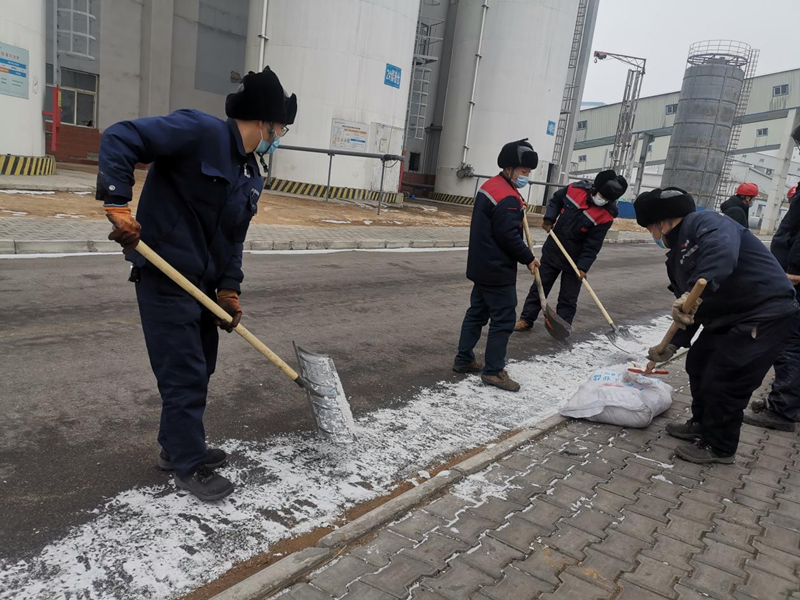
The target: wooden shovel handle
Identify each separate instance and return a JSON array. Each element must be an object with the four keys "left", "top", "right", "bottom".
[
  {"left": 521, "top": 212, "right": 548, "bottom": 307},
  {"left": 646, "top": 278, "right": 707, "bottom": 371},
  {"left": 548, "top": 230, "right": 616, "bottom": 328},
  {"left": 135, "top": 240, "right": 301, "bottom": 382}
]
